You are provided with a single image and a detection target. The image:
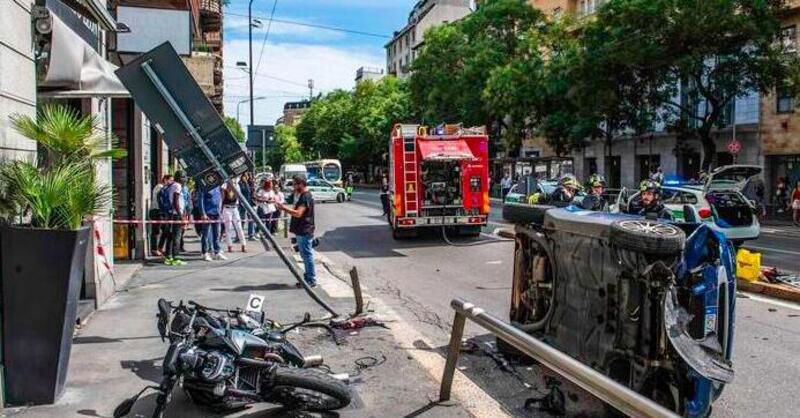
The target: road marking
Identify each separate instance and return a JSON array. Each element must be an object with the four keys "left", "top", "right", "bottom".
[
  {"left": 744, "top": 245, "right": 800, "bottom": 256},
  {"left": 743, "top": 292, "right": 800, "bottom": 311},
  {"left": 486, "top": 260, "right": 502, "bottom": 265}
]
